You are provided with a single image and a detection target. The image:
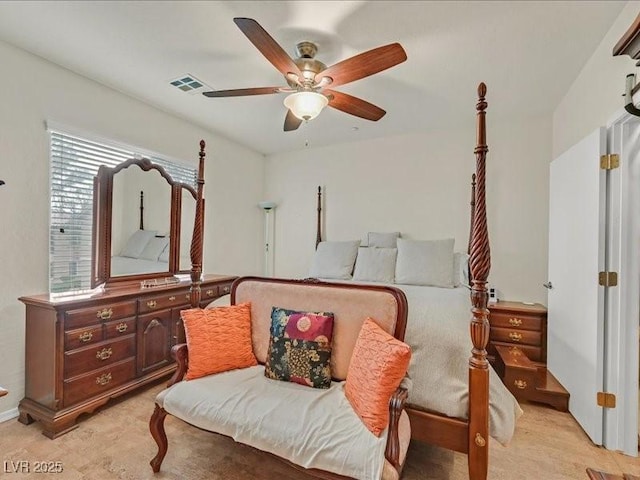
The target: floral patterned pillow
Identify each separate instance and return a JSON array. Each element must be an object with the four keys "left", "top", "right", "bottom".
[{"left": 264, "top": 307, "right": 334, "bottom": 389}]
